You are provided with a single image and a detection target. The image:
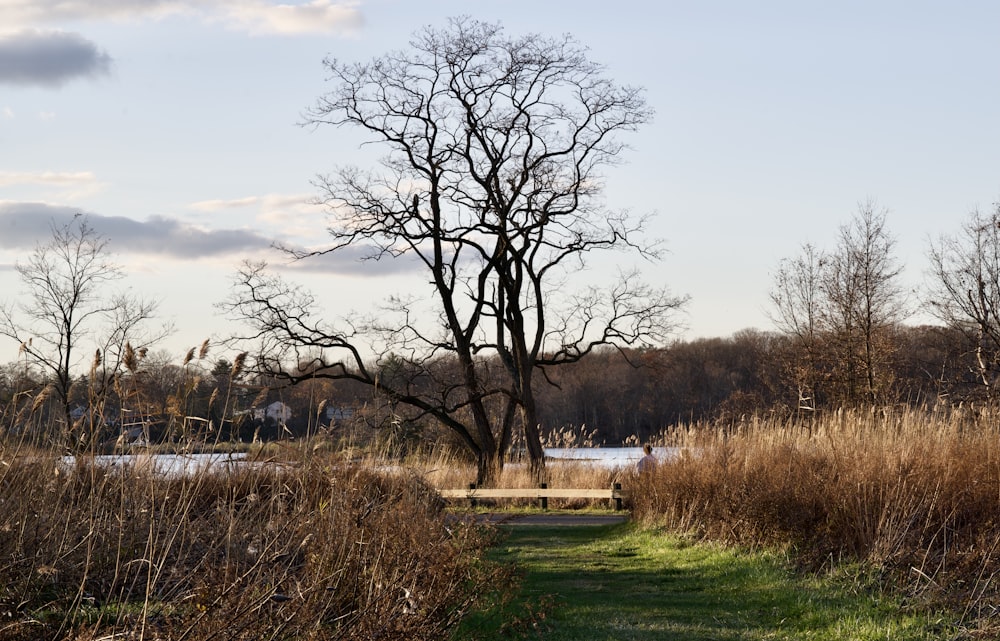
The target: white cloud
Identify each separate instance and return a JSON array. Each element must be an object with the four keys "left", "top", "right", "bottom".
[
  {"left": 0, "top": 170, "right": 105, "bottom": 200},
  {"left": 220, "top": 1, "right": 362, "bottom": 36},
  {"left": 190, "top": 192, "right": 326, "bottom": 236},
  {"left": 0, "top": 170, "right": 97, "bottom": 188},
  {"left": 190, "top": 196, "right": 262, "bottom": 211},
  {"left": 2, "top": 107, "right": 12, "bottom": 118},
  {"left": 0, "top": 1, "right": 192, "bottom": 28},
  {"left": 0, "top": 0, "right": 362, "bottom": 36},
  {"left": 190, "top": 193, "right": 321, "bottom": 217},
  {"left": 258, "top": 193, "right": 325, "bottom": 217},
  {"left": 258, "top": 195, "right": 329, "bottom": 238}
]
